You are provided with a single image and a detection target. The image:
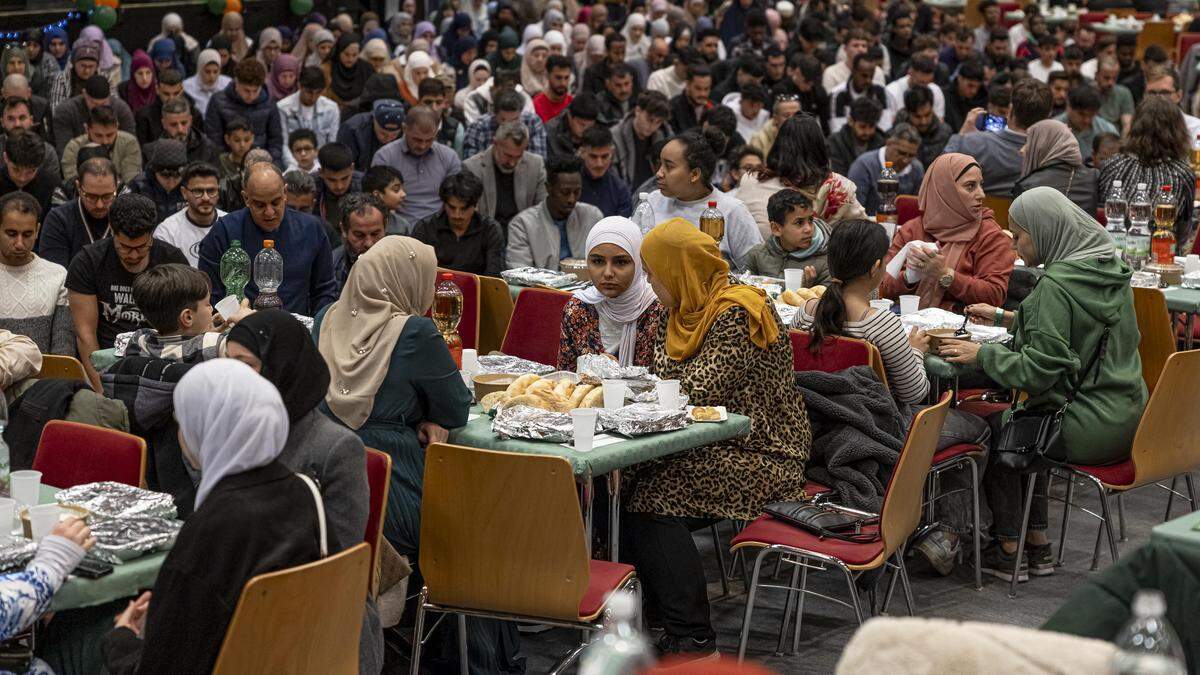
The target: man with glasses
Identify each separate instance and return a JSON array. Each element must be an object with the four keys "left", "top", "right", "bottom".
[
  {"left": 66, "top": 192, "right": 188, "bottom": 389},
  {"left": 155, "top": 162, "right": 226, "bottom": 267},
  {"left": 129, "top": 139, "right": 188, "bottom": 223},
  {"left": 39, "top": 157, "right": 121, "bottom": 268},
  {"left": 1142, "top": 64, "right": 1200, "bottom": 150}
]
